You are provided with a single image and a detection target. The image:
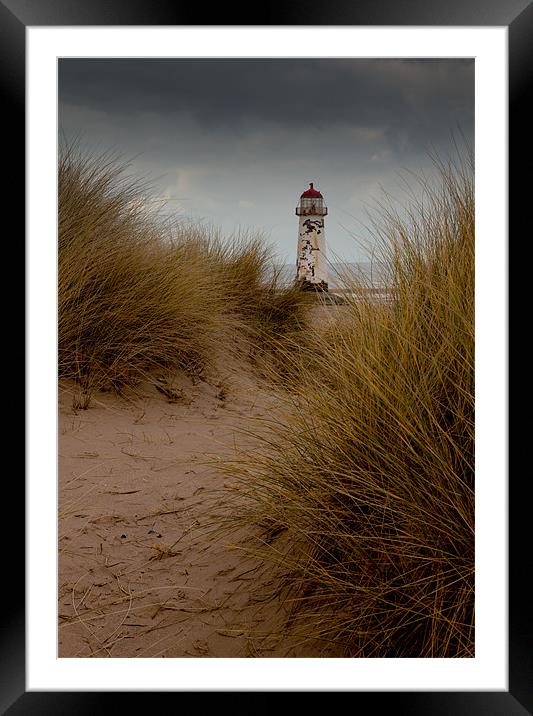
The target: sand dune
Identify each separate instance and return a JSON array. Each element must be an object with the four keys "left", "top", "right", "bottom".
[{"left": 58, "top": 366, "right": 333, "bottom": 658}]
